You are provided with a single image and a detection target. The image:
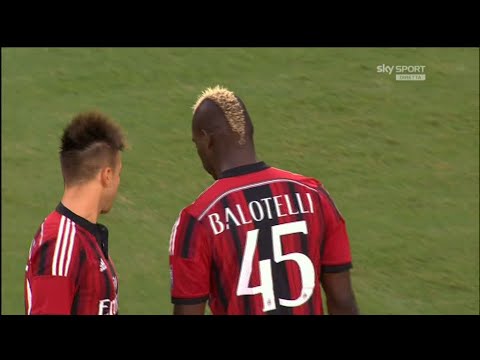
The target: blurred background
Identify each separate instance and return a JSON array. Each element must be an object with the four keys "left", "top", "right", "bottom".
[{"left": 2, "top": 48, "right": 478, "bottom": 314}]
